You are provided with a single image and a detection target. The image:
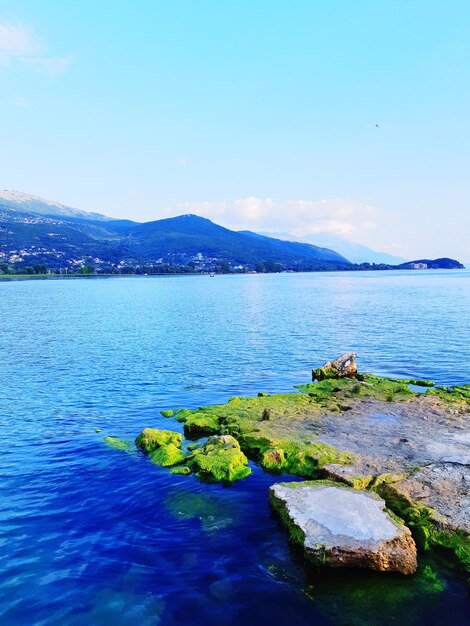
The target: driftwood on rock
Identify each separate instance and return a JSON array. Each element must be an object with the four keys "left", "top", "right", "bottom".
[{"left": 312, "top": 353, "right": 358, "bottom": 381}]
